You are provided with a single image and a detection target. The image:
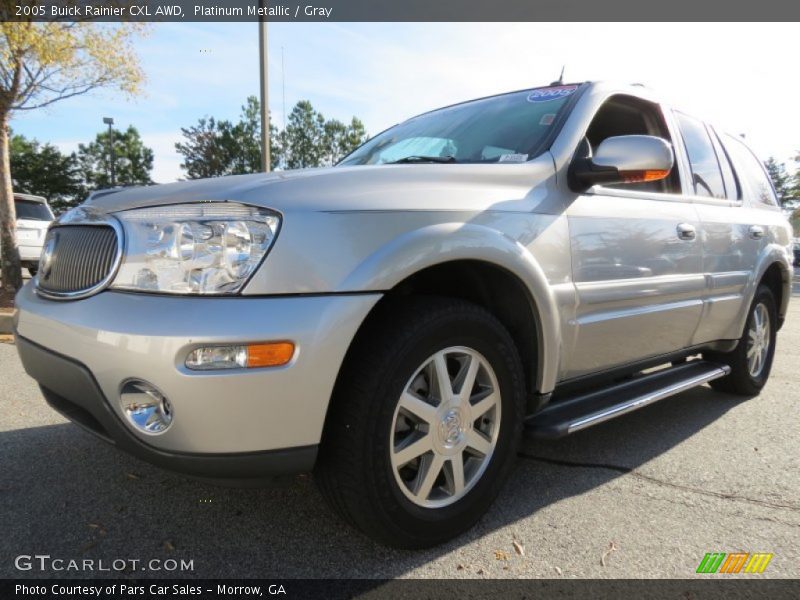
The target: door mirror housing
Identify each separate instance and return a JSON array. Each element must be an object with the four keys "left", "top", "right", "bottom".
[{"left": 569, "top": 135, "right": 674, "bottom": 192}]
